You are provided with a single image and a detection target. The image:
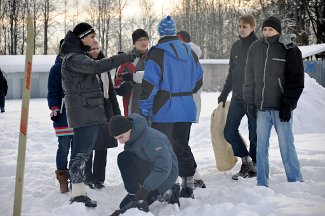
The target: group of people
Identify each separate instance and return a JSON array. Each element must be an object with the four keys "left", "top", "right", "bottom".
[
  {"left": 46, "top": 13, "right": 304, "bottom": 214},
  {"left": 219, "top": 15, "right": 304, "bottom": 187}
]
